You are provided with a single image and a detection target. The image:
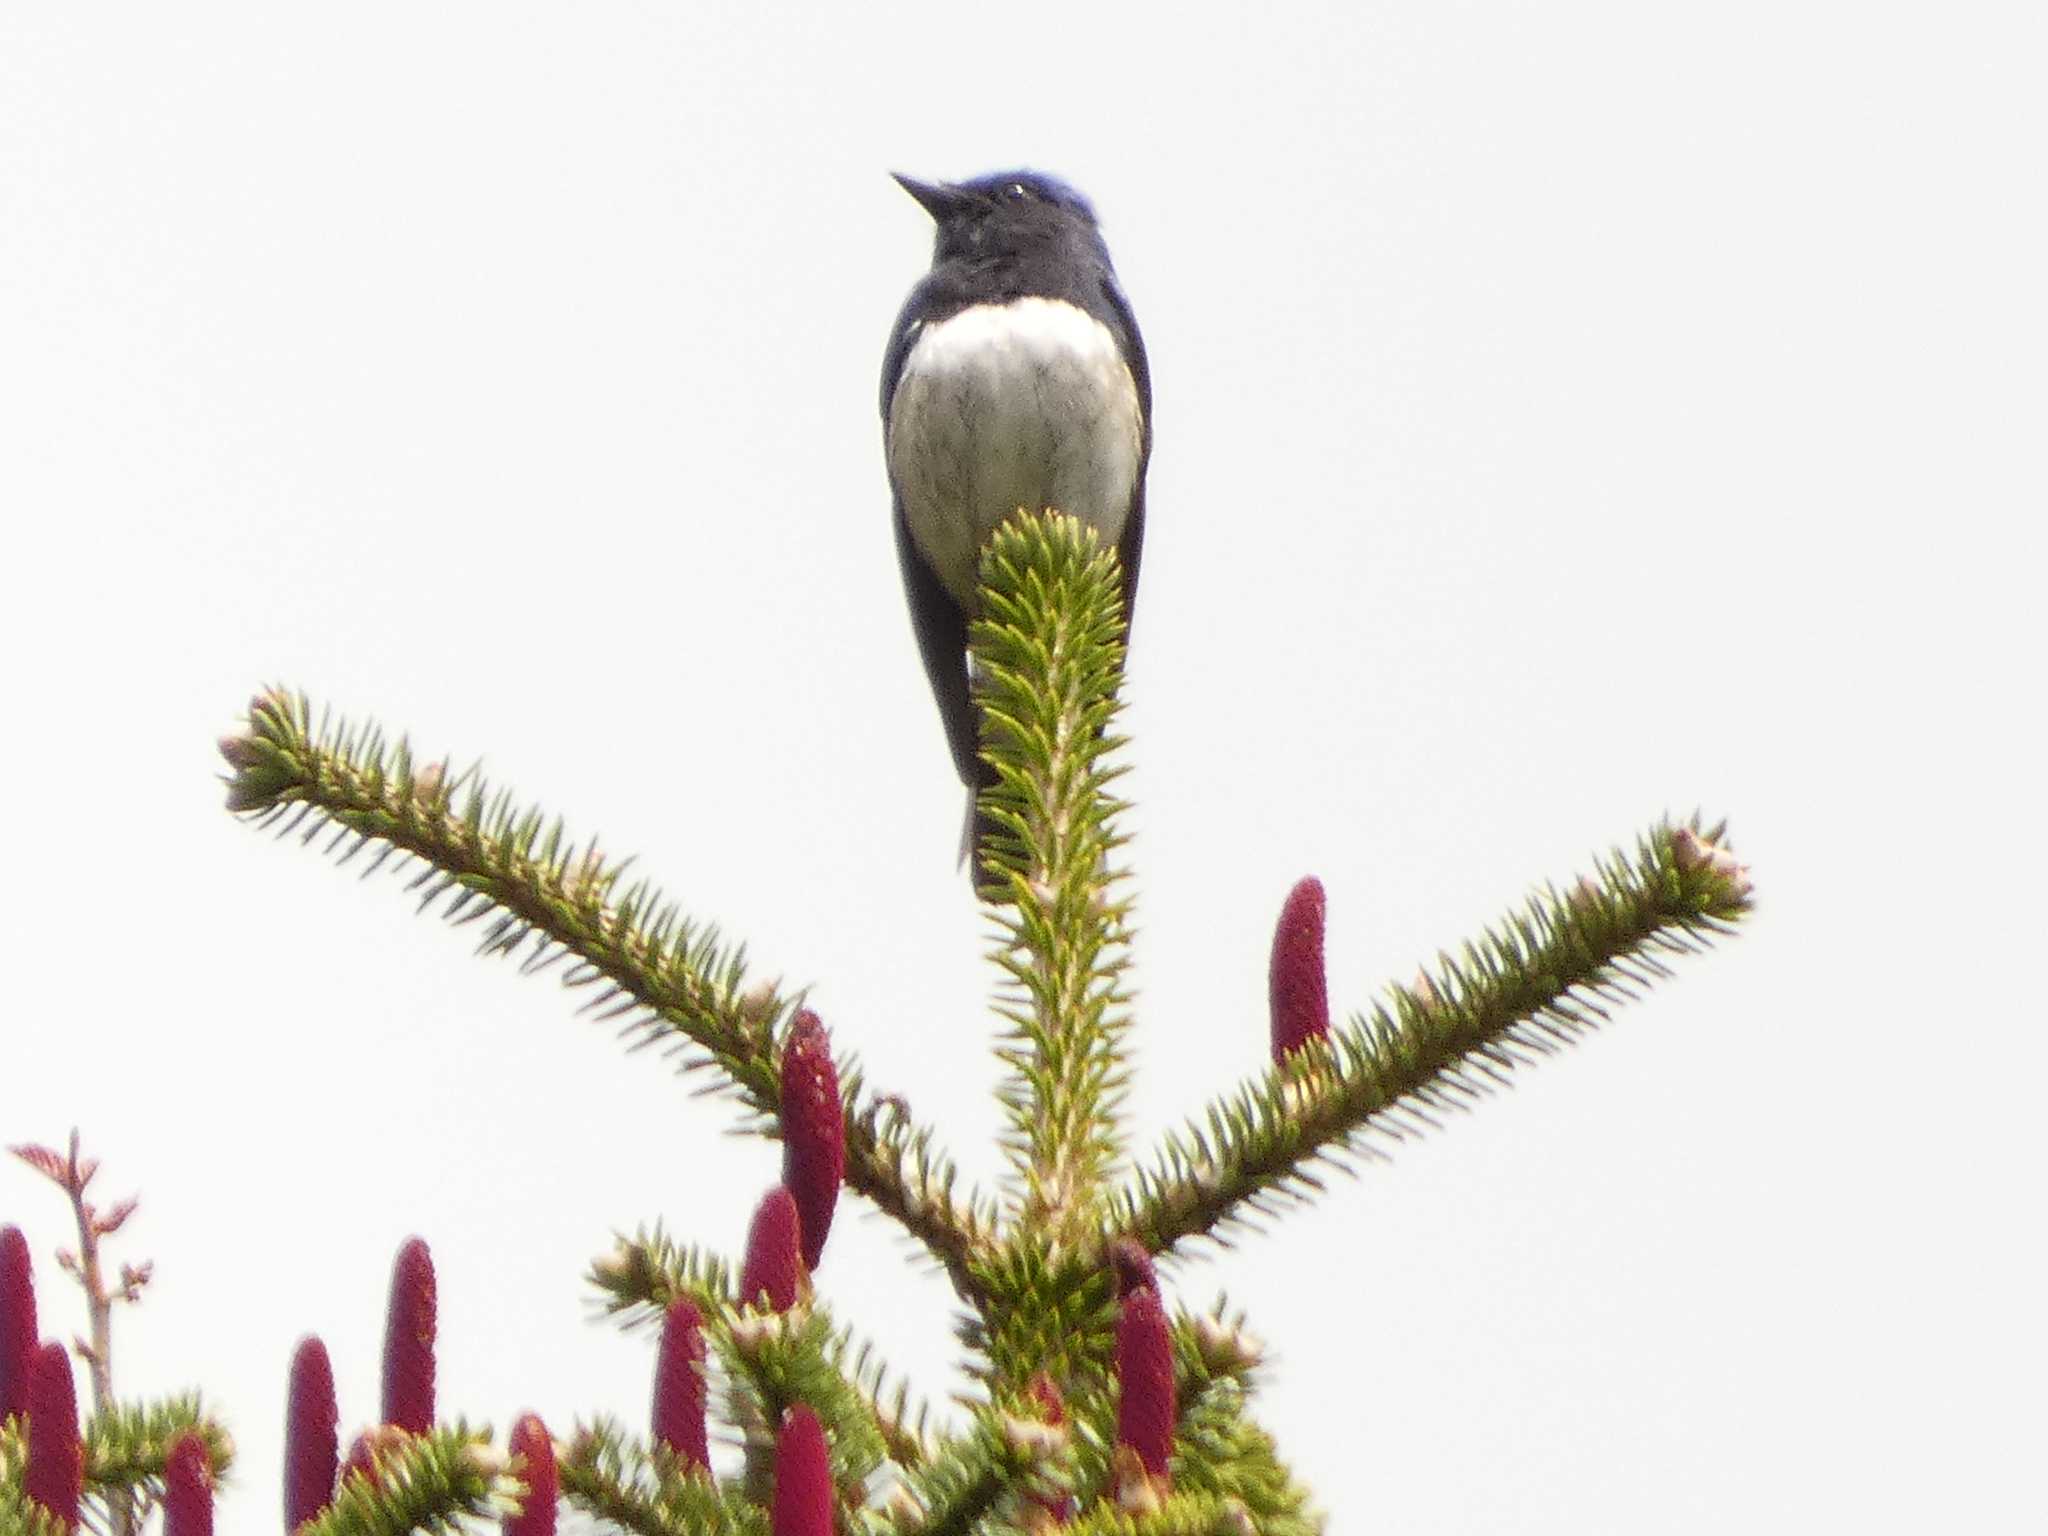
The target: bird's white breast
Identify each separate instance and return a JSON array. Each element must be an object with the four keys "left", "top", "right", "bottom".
[{"left": 888, "top": 297, "right": 1142, "bottom": 608}]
